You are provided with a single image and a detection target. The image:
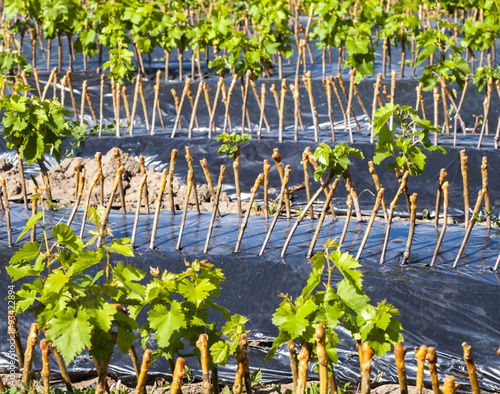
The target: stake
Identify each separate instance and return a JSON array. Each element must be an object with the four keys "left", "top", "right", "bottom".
[
  {"left": 394, "top": 343, "right": 408, "bottom": 394},
  {"left": 223, "top": 75, "right": 238, "bottom": 133},
  {"left": 172, "top": 77, "right": 191, "bottom": 138},
  {"left": 260, "top": 165, "right": 291, "bottom": 256},
  {"left": 122, "top": 86, "right": 130, "bottom": 123},
  {"left": 461, "top": 343, "right": 479, "bottom": 394},
  {"left": 455, "top": 75, "right": 470, "bottom": 139},
  {"left": 114, "top": 148, "right": 127, "bottom": 212},
  {"left": 401, "top": 193, "right": 417, "bottom": 265},
  {"left": 303, "top": 149, "right": 314, "bottom": 219},
  {"left": 1, "top": 176, "right": 12, "bottom": 246},
  {"left": 315, "top": 324, "right": 328, "bottom": 394},
  {"left": 189, "top": 81, "right": 204, "bottom": 138},
  {"left": 343, "top": 167, "right": 362, "bottom": 221},
  {"left": 98, "top": 74, "right": 105, "bottom": 137},
  {"left": 115, "top": 82, "right": 121, "bottom": 136},
  {"left": 203, "top": 82, "right": 212, "bottom": 121},
  {"left": 415, "top": 345, "right": 427, "bottom": 394},
  {"left": 478, "top": 78, "right": 493, "bottom": 148},
  {"left": 368, "top": 161, "right": 387, "bottom": 222},
  {"left": 79, "top": 172, "right": 101, "bottom": 239},
  {"left": 51, "top": 347, "right": 74, "bottom": 392},
  {"left": 40, "top": 339, "right": 51, "bottom": 394},
  {"left": 185, "top": 147, "right": 201, "bottom": 214},
  {"left": 138, "top": 156, "right": 150, "bottom": 214},
  {"left": 389, "top": 70, "right": 396, "bottom": 130},
  {"left": 338, "top": 193, "right": 353, "bottom": 248},
  {"left": 323, "top": 78, "right": 335, "bottom": 142},
  {"left": 131, "top": 175, "right": 147, "bottom": 248},
  {"left": 203, "top": 165, "right": 226, "bottom": 253},
  {"left": 434, "top": 168, "right": 448, "bottom": 227},
  {"left": 209, "top": 77, "right": 223, "bottom": 137},
  {"left": 67, "top": 168, "right": 85, "bottom": 227},
  {"left": 437, "top": 77, "right": 450, "bottom": 135},
  {"left": 281, "top": 169, "right": 334, "bottom": 257},
  {"left": 440, "top": 376, "right": 459, "bottom": 394},
  {"left": 346, "top": 69, "right": 356, "bottom": 143},
  {"left": 481, "top": 157, "right": 491, "bottom": 228},
  {"left": 371, "top": 74, "right": 382, "bottom": 142},
  {"left": 33, "top": 68, "right": 42, "bottom": 97},
  {"left": 139, "top": 77, "right": 150, "bottom": 131},
  {"left": 129, "top": 74, "right": 140, "bottom": 136},
  {"left": 303, "top": 71, "right": 319, "bottom": 141},
  {"left": 150, "top": 70, "right": 161, "bottom": 135},
  {"left": 235, "top": 174, "right": 263, "bottom": 253},
  {"left": 80, "top": 80, "right": 87, "bottom": 125},
  {"left": 453, "top": 188, "right": 486, "bottom": 268},
  {"left": 306, "top": 178, "right": 340, "bottom": 259},
  {"left": 241, "top": 70, "right": 252, "bottom": 134},
  {"left": 167, "top": 150, "right": 178, "bottom": 215},
  {"left": 128, "top": 345, "right": 141, "bottom": 382},
  {"left": 355, "top": 188, "right": 385, "bottom": 261},
  {"left": 330, "top": 76, "right": 347, "bottom": 134},
  {"left": 296, "top": 342, "right": 311, "bottom": 394},
  {"left": 427, "top": 348, "right": 440, "bottom": 394},
  {"left": 251, "top": 79, "right": 271, "bottom": 133},
  {"left": 177, "top": 170, "right": 194, "bottom": 250},
  {"left": 305, "top": 147, "right": 336, "bottom": 216},
  {"left": 291, "top": 83, "right": 304, "bottom": 141},
  {"left": 95, "top": 152, "right": 104, "bottom": 206},
  {"left": 336, "top": 73, "right": 360, "bottom": 131},
  {"left": 66, "top": 70, "right": 78, "bottom": 120},
  {"left": 272, "top": 148, "right": 291, "bottom": 219},
  {"left": 41, "top": 67, "right": 57, "bottom": 101},
  {"left": 149, "top": 169, "right": 168, "bottom": 250},
  {"left": 60, "top": 75, "right": 67, "bottom": 108},
  {"left": 430, "top": 181, "right": 449, "bottom": 266},
  {"left": 17, "top": 149, "right": 28, "bottom": 209},
  {"left": 134, "top": 349, "right": 153, "bottom": 394},
  {"left": 96, "top": 166, "right": 124, "bottom": 248},
  {"left": 263, "top": 160, "right": 271, "bottom": 219},
  {"left": 382, "top": 38, "right": 388, "bottom": 78},
  {"left": 433, "top": 87, "right": 440, "bottom": 146},
  {"left": 494, "top": 81, "right": 500, "bottom": 148},
  {"left": 379, "top": 171, "right": 410, "bottom": 264},
  {"left": 460, "top": 150, "right": 470, "bottom": 227},
  {"left": 400, "top": 22, "right": 406, "bottom": 78},
  {"left": 196, "top": 161, "right": 218, "bottom": 218},
  {"left": 31, "top": 187, "right": 38, "bottom": 242}
]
